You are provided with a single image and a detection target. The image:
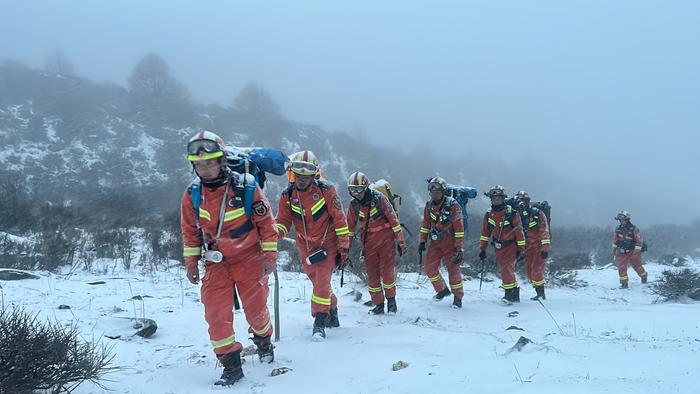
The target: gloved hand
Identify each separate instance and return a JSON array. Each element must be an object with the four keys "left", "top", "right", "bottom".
[
  {"left": 337, "top": 247, "right": 350, "bottom": 269},
  {"left": 186, "top": 265, "right": 200, "bottom": 284},
  {"left": 397, "top": 240, "right": 407, "bottom": 257},
  {"left": 263, "top": 252, "right": 277, "bottom": 276},
  {"left": 478, "top": 250, "right": 486, "bottom": 261},
  {"left": 540, "top": 250, "right": 549, "bottom": 259},
  {"left": 418, "top": 242, "right": 426, "bottom": 254},
  {"left": 452, "top": 248, "right": 464, "bottom": 265}
]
